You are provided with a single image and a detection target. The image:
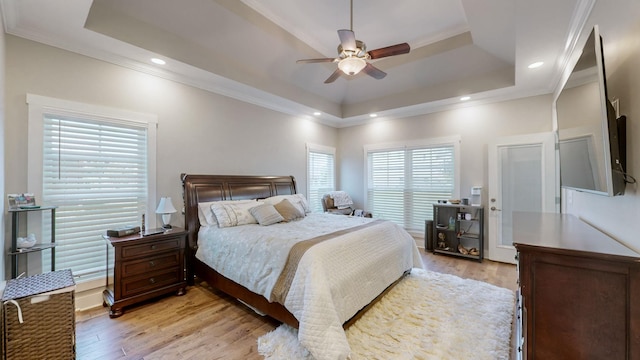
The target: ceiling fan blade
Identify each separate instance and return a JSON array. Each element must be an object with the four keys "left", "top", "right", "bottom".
[
  {"left": 324, "top": 69, "right": 342, "bottom": 84},
  {"left": 368, "top": 43, "right": 410, "bottom": 59},
  {"left": 297, "top": 58, "right": 336, "bottom": 63},
  {"left": 362, "top": 63, "right": 387, "bottom": 80},
  {"left": 337, "top": 29, "right": 357, "bottom": 52}
]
